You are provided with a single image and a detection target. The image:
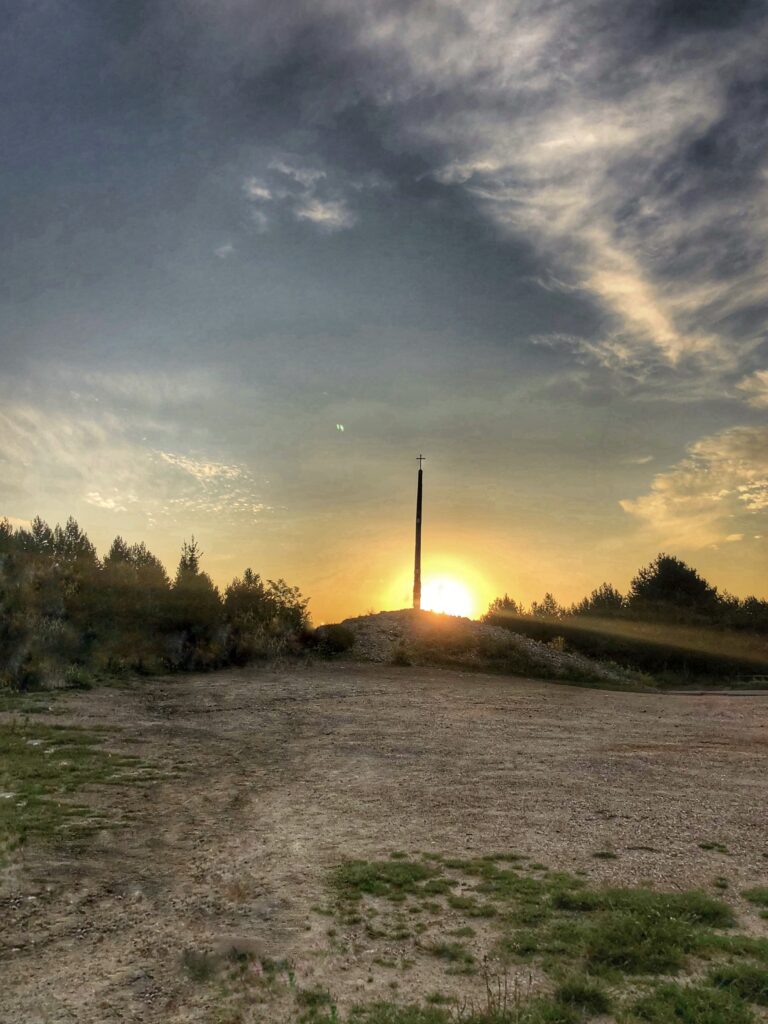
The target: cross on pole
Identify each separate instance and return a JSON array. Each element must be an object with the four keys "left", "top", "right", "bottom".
[{"left": 413, "top": 455, "right": 425, "bottom": 610}]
